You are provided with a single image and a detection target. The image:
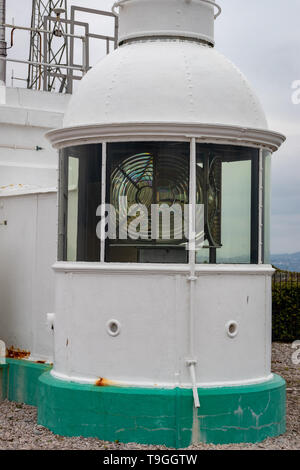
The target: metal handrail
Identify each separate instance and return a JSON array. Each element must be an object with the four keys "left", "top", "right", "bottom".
[
  {"left": 1, "top": 7, "right": 118, "bottom": 92},
  {"left": 0, "top": 56, "right": 84, "bottom": 72},
  {"left": 2, "top": 23, "right": 84, "bottom": 40},
  {"left": 112, "top": 0, "right": 222, "bottom": 19}
]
